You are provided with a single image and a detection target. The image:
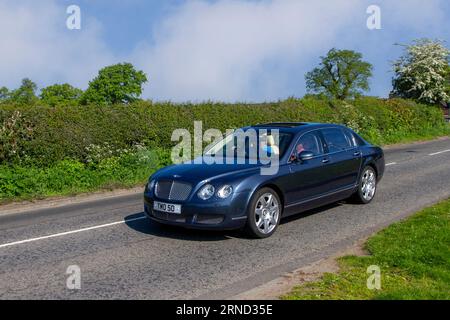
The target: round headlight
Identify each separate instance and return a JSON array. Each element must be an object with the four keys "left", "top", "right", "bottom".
[
  {"left": 198, "top": 184, "right": 215, "bottom": 200},
  {"left": 217, "top": 185, "right": 233, "bottom": 199}
]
